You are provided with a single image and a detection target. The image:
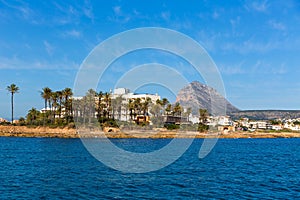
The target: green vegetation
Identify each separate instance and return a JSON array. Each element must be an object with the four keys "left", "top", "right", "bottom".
[
  {"left": 198, "top": 108, "right": 209, "bottom": 132},
  {"left": 164, "top": 123, "right": 180, "bottom": 130},
  {"left": 23, "top": 87, "right": 74, "bottom": 127},
  {"left": 1, "top": 85, "right": 207, "bottom": 132}
]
